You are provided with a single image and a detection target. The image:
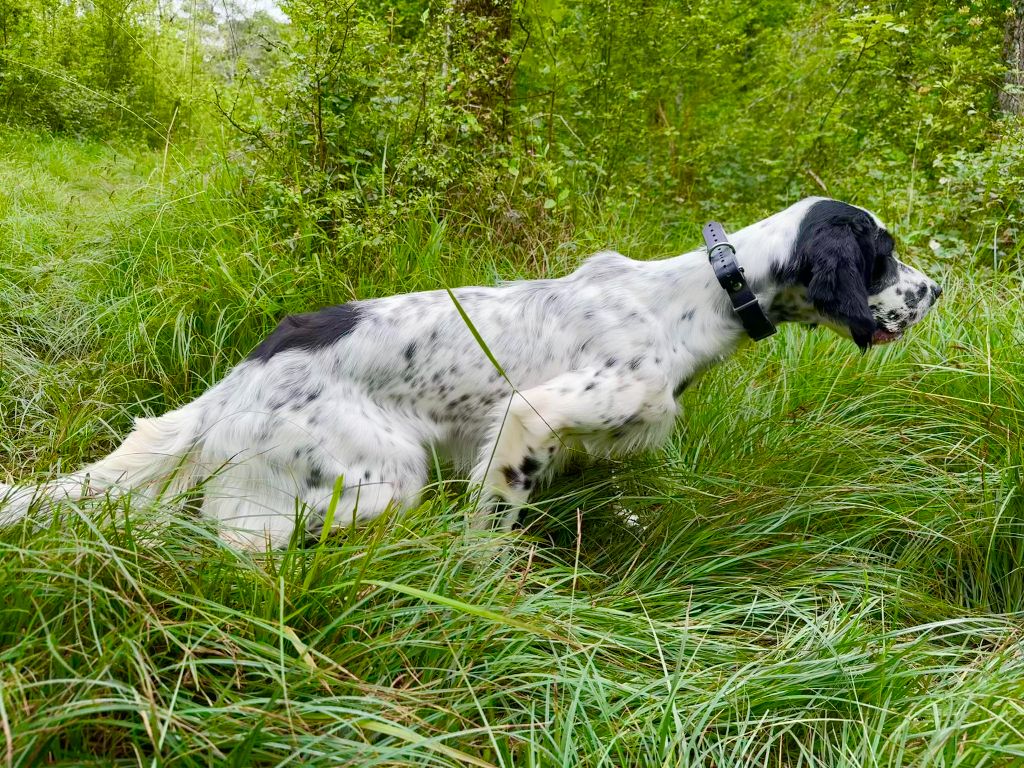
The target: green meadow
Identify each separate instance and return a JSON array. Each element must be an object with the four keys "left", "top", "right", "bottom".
[{"left": 2, "top": 0, "right": 1024, "bottom": 764}]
